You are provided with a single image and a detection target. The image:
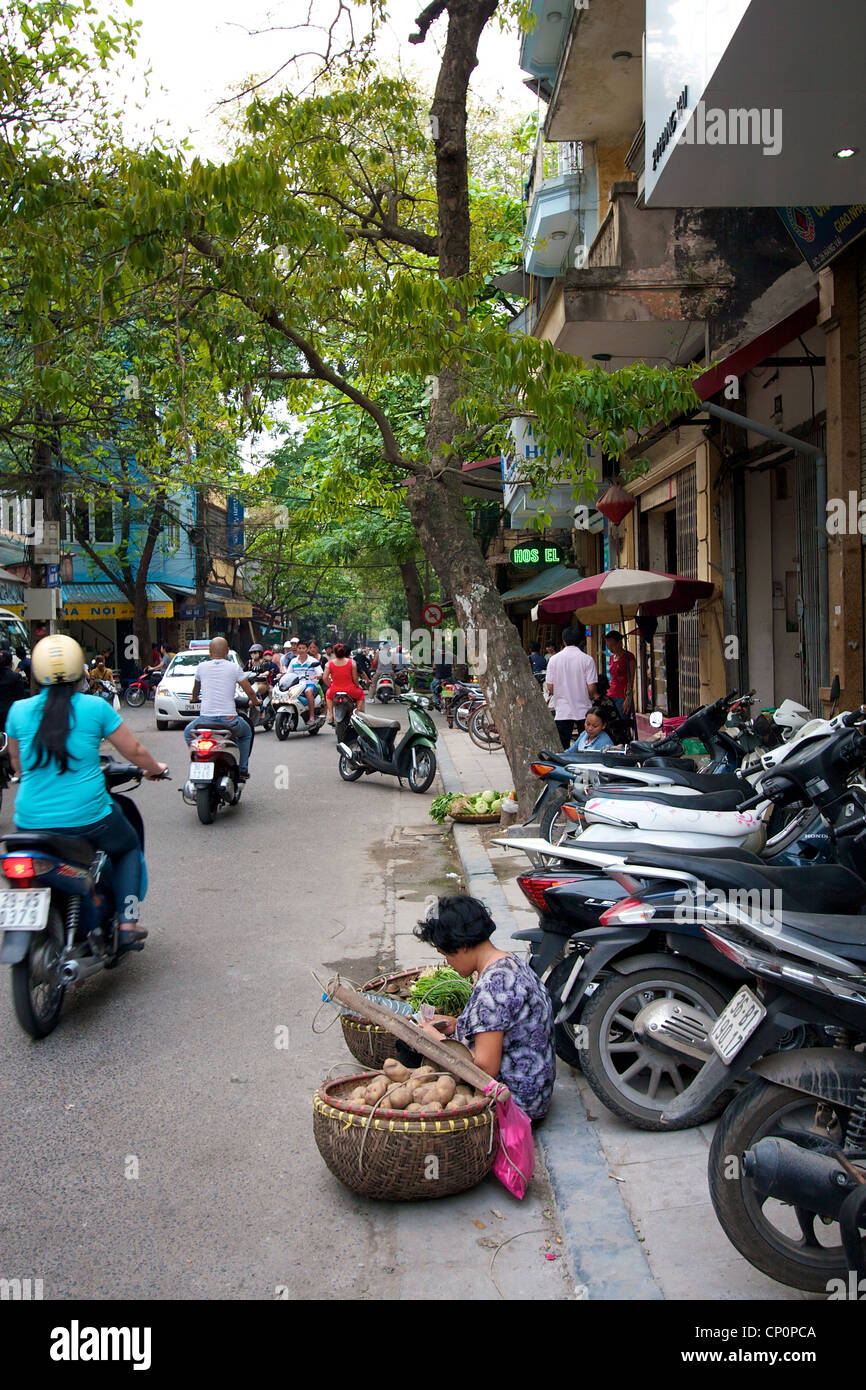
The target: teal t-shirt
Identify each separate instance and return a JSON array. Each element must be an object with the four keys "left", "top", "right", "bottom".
[{"left": 7, "top": 690, "right": 122, "bottom": 829}]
